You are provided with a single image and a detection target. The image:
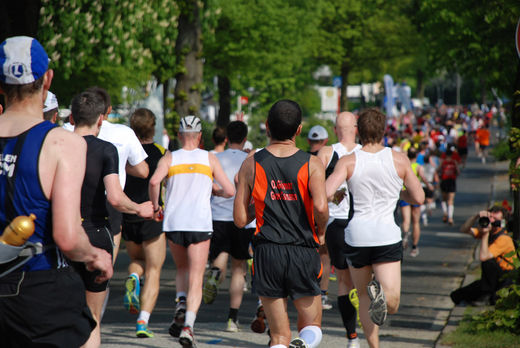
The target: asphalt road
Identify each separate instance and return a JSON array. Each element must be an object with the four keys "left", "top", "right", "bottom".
[{"left": 100, "top": 148, "right": 510, "bottom": 348}]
